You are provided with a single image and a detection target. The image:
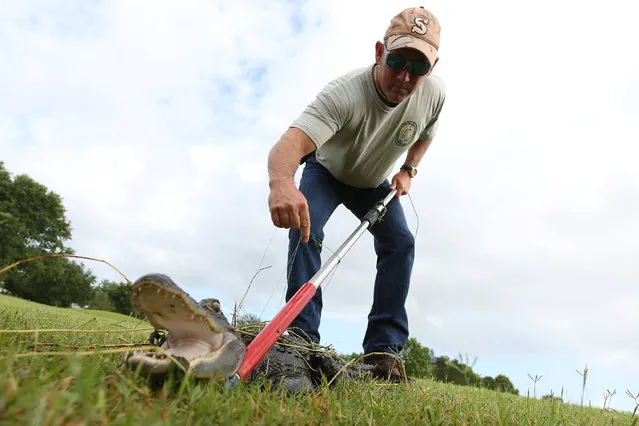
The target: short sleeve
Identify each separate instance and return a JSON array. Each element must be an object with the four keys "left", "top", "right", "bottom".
[
  {"left": 290, "top": 80, "right": 353, "bottom": 148},
  {"left": 419, "top": 79, "right": 446, "bottom": 141}
]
